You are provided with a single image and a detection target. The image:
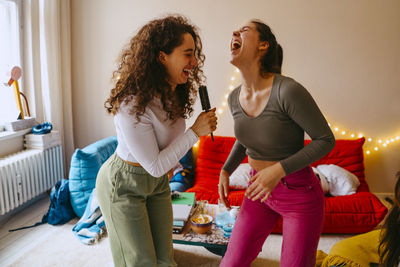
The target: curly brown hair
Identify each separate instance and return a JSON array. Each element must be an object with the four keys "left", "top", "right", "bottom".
[{"left": 104, "top": 15, "right": 205, "bottom": 122}]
